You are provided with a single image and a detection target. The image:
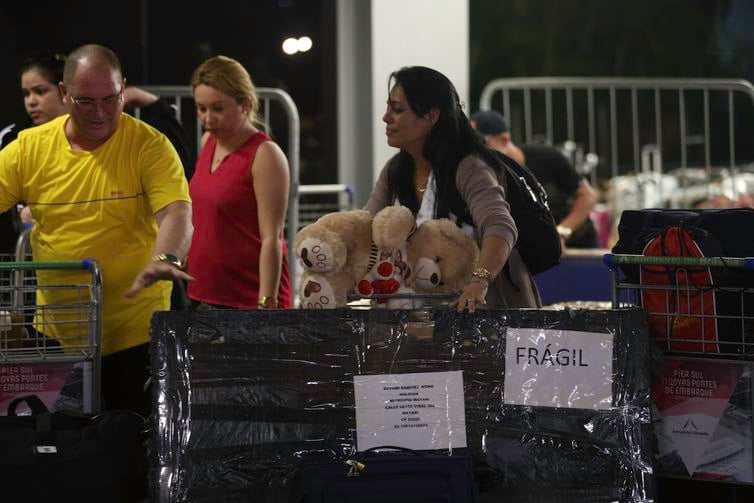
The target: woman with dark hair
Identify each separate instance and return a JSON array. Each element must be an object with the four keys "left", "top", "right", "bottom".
[
  {"left": 1, "top": 53, "right": 67, "bottom": 253},
  {"left": 365, "top": 66, "right": 540, "bottom": 310},
  {"left": 20, "top": 53, "right": 68, "bottom": 128},
  {"left": 1, "top": 52, "right": 67, "bottom": 149}
]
